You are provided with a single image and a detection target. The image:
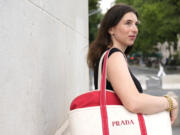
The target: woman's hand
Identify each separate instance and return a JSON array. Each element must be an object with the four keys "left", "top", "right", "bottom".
[{"left": 170, "top": 97, "right": 179, "bottom": 124}]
